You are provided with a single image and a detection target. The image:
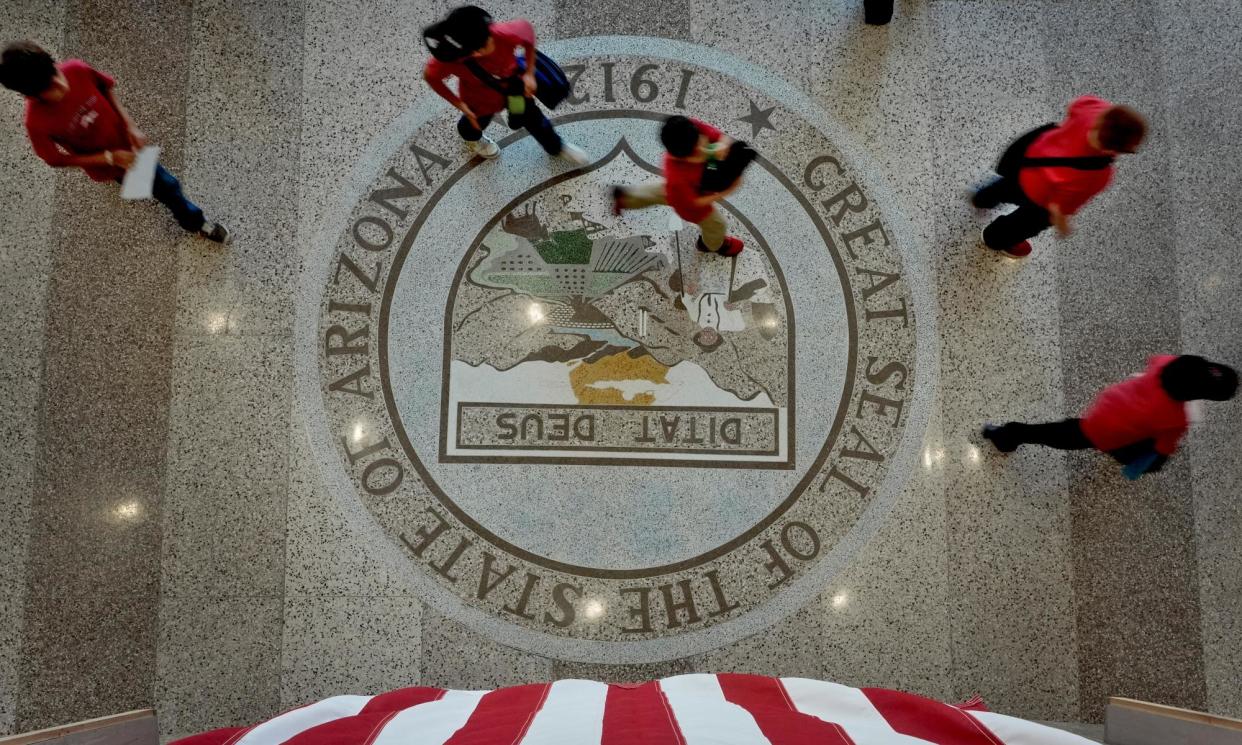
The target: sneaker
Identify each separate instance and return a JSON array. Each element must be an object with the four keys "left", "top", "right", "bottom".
[
  {"left": 468, "top": 135, "right": 500, "bottom": 159},
  {"left": 998, "top": 240, "right": 1032, "bottom": 259},
  {"left": 199, "top": 221, "right": 231, "bottom": 244},
  {"left": 970, "top": 179, "right": 1003, "bottom": 209},
  {"left": 982, "top": 424, "right": 1018, "bottom": 453},
  {"left": 556, "top": 142, "right": 590, "bottom": 167},
  {"left": 719, "top": 236, "right": 745, "bottom": 256},
  {"left": 610, "top": 186, "right": 625, "bottom": 217}
]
